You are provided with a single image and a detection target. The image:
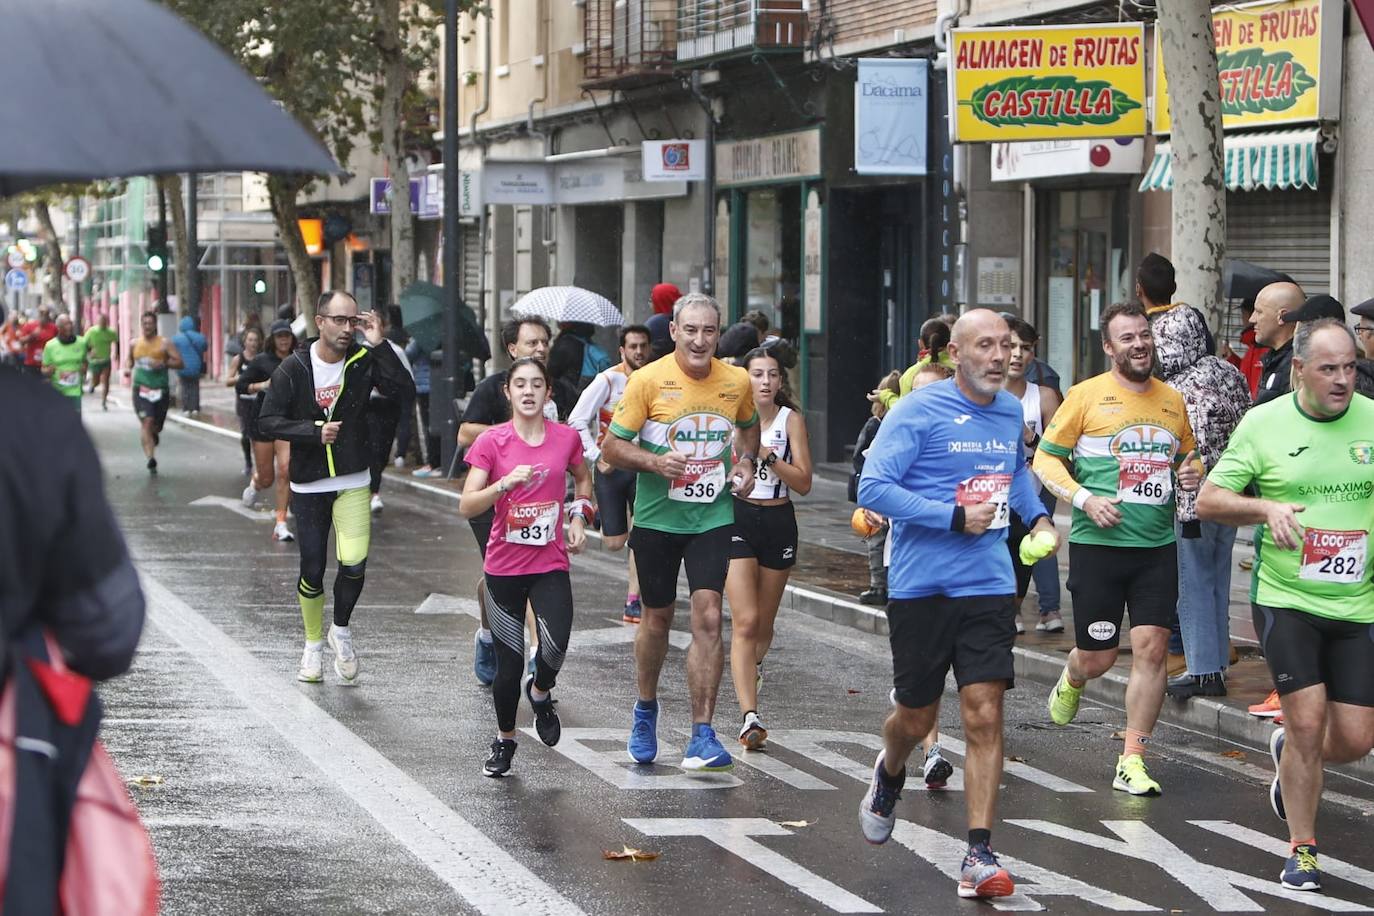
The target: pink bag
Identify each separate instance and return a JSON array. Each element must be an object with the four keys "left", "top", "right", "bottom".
[{"left": 0, "top": 632, "right": 159, "bottom": 915}]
